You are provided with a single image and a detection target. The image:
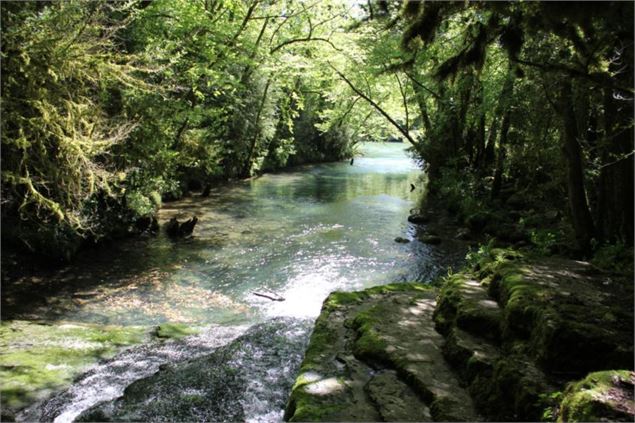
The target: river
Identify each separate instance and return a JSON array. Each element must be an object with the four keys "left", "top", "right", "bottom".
[{"left": 3, "top": 142, "right": 467, "bottom": 422}]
